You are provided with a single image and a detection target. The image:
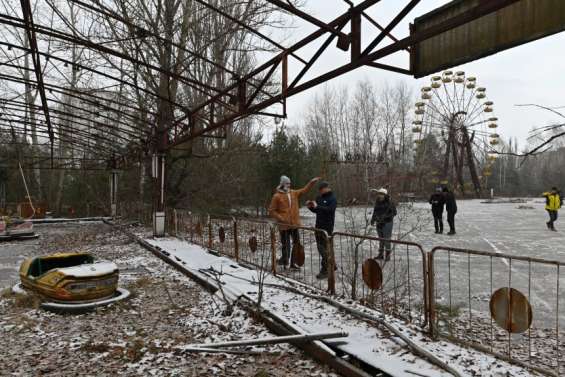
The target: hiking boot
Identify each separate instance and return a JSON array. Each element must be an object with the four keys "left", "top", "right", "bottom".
[
  {"left": 316, "top": 271, "right": 328, "bottom": 280},
  {"left": 547, "top": 222, "right": 551, "bottom": 229},
  {"left": 375, "top": 251, "right": 384, "bottom": 260},
  {"left": 276, "top": 258, "right": 288, "bottom": 267},
  {"left": 385, "top": 251, "right": 392, "bottom": 262},
  {"left": 448, "top": 231, "right": 456, "bottom": 236},
  {"left": 290, "top": 264, "right": 300, "bottom": 270}
]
